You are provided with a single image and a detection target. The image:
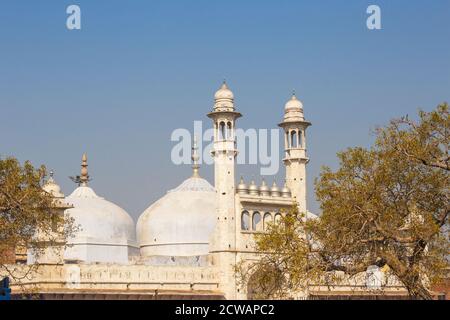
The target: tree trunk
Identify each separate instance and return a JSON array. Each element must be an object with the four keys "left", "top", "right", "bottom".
[{"left": 399, "top": 274, "right": 433, "bottom": 300}]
